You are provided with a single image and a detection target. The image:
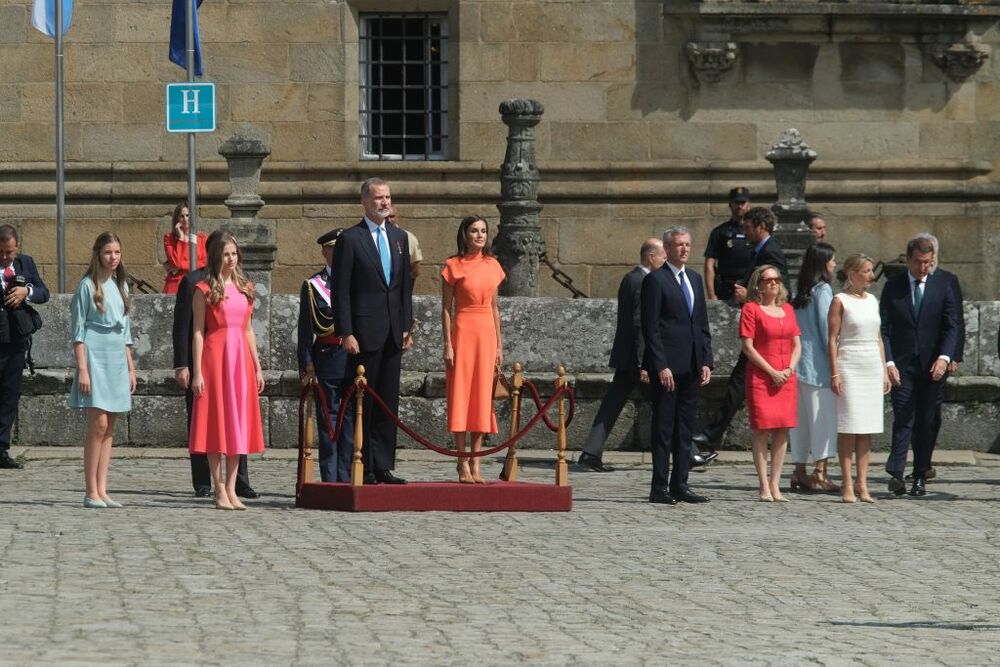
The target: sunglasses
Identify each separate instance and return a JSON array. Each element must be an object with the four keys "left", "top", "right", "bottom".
[{"left": 761, "top": 277, "right": 782, "bottom": 285}]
